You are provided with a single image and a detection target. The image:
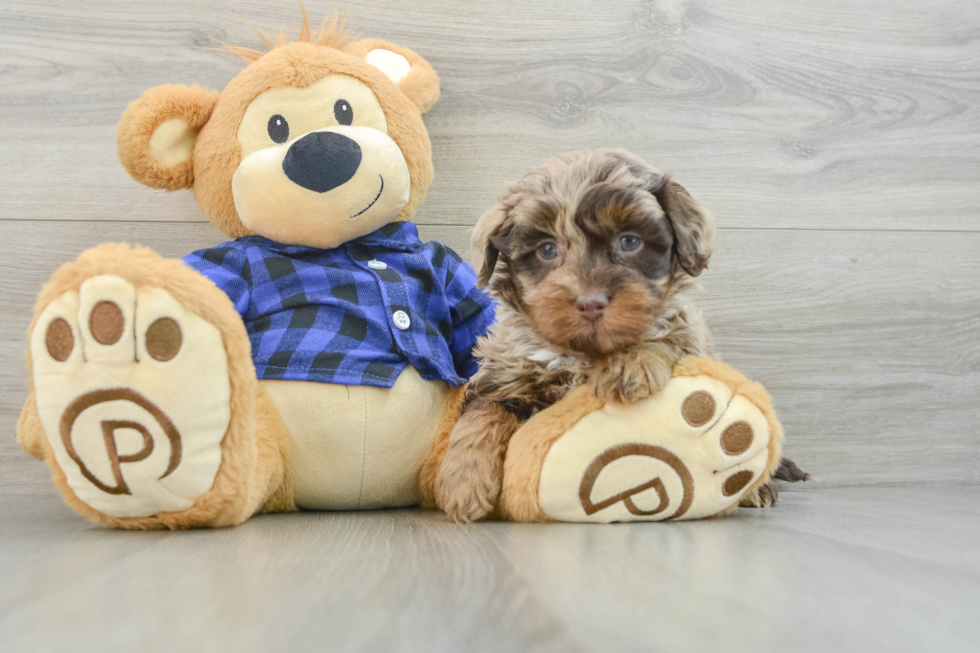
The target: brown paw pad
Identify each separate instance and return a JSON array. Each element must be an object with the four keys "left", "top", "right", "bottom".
[
  {"left": 45, "top": 318, "right": 74, "bottom": 362},
  {"left": 681, "top": 390, "right": 716, "bottom": 426},
  {"left": 720, "top": 421, "right": 754, "bottom": 455},
  {"left": 145, "top": 317, "right": 183, "bottom": 361},
  {"left": 722, "top": 470, "right": 754, "bottom": 496},
  {"left": 89, "top": 300, "right": 125, "bottom": 345}
]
